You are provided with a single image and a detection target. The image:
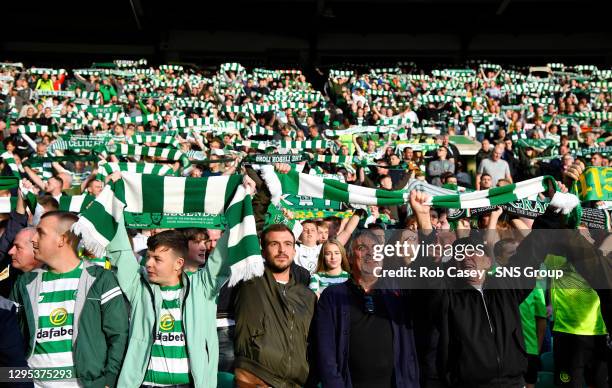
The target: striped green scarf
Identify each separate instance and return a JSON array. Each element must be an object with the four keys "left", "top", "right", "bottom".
[
  {"left": 272, "top": 170, "right": 565, "bottom": 210},
  {"left": 235, "top": 140, "right": 333, "bottom": 151},
  {"left": 126, "top": 134, "right": 181, "bottom": 149},
  {"left": 30, "top": 68, "right": 65, "bottom": 75},
  {"left": 246, "top": 125, "right": 275, "bottom": 138},
  {"left": 57, "top": 116, "right": 101, "bottom": 128},
  {"left": 48, "top": 134, "right": 110, "bottom": 152},
  {"left": 18, "top": 123, "right": 52, "bottom": 134},
  {"left": 118, "top": 114, "right": 162, "bottom": 125},
  {"left": 279, "top": 140, "right": 333, "bottom": 150},
  {"left": 168, "top": 117, "right": 217, "bottom": 129},
  {"left": 37, "top": 90, "right": 75, "bottom": 98},
  {"left": 1, "top": 152, "right": 23, "bottom": 178},
  {"left": 159, "top": 64, "right": 184, "bottom": 72},
  {"left": 377, "top": 116, "right": 415, "bottom": 126},
  {"left": 329, "top": 70, "right": 354, "bottom": 78},
  {"left": 78, "top": 92, "right": 103, "bottom": 102},
  {"left": 58, "top": 194, "right": 97, "bottom": 213},
  {"left": 0, "top": 197, "right": 17, "bottom": 213},
  {"left": 418, "top": 95, "right": 453, "bottom": 104},
  {"left": 104, "top": 144, "right": 190, "bottom": 167},
  {"left": 324, "top": 125, "right": 393, "bottom": 137},
  {"left": 72, "top": 172, "right": 263, "bottom": 286},
  {"left": 98, "top": 162, "right": 176, "bottom": 177}
]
